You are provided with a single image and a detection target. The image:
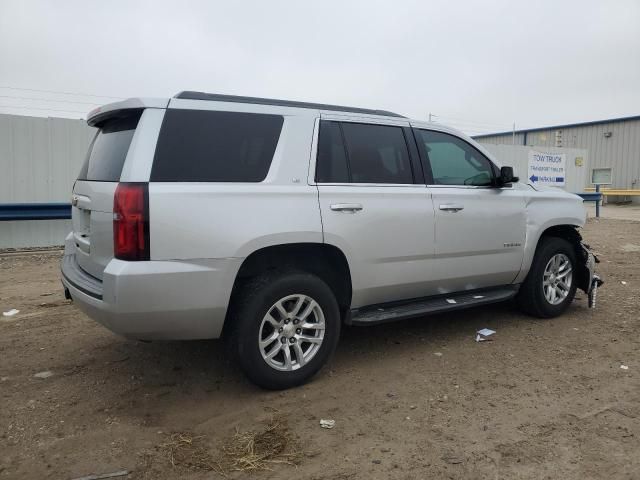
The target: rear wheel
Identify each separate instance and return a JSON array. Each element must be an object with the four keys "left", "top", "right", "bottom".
[
  {"left": 230, "top": 271, "right": 340, "bottom": 390},
  {"left": 517, "top": 237, "right": 577, "bottom": 318}
]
